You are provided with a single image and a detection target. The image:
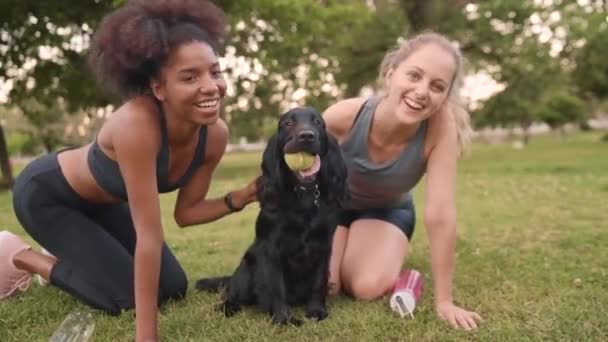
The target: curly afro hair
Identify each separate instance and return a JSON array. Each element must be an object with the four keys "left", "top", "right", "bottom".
[{"left": 88, "top": 0, "right": 225, "bottom": 101}]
